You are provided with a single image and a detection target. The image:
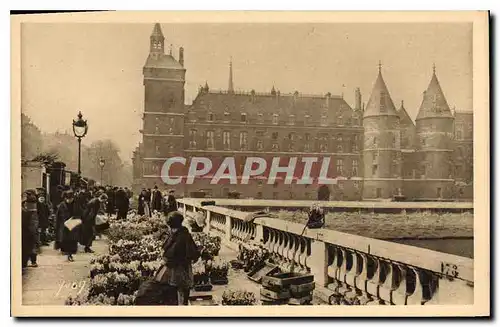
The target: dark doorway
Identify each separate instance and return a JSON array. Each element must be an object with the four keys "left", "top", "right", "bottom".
[{"left": 317, "top": 185, "right": 330, "bottom": 201}]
